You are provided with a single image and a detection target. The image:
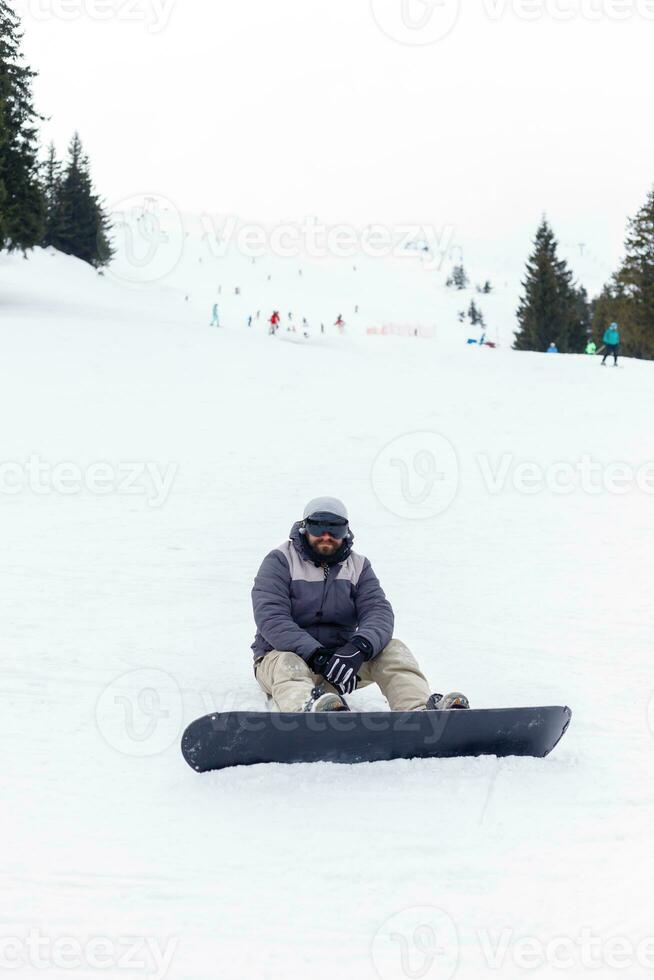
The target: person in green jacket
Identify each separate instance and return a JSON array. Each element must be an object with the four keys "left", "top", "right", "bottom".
[
  {"left": 585, "top": 339, "right": 597, "bottom": 355},
  {"left": 601, "top": 323, "right": 620, "bottom": 365}
]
